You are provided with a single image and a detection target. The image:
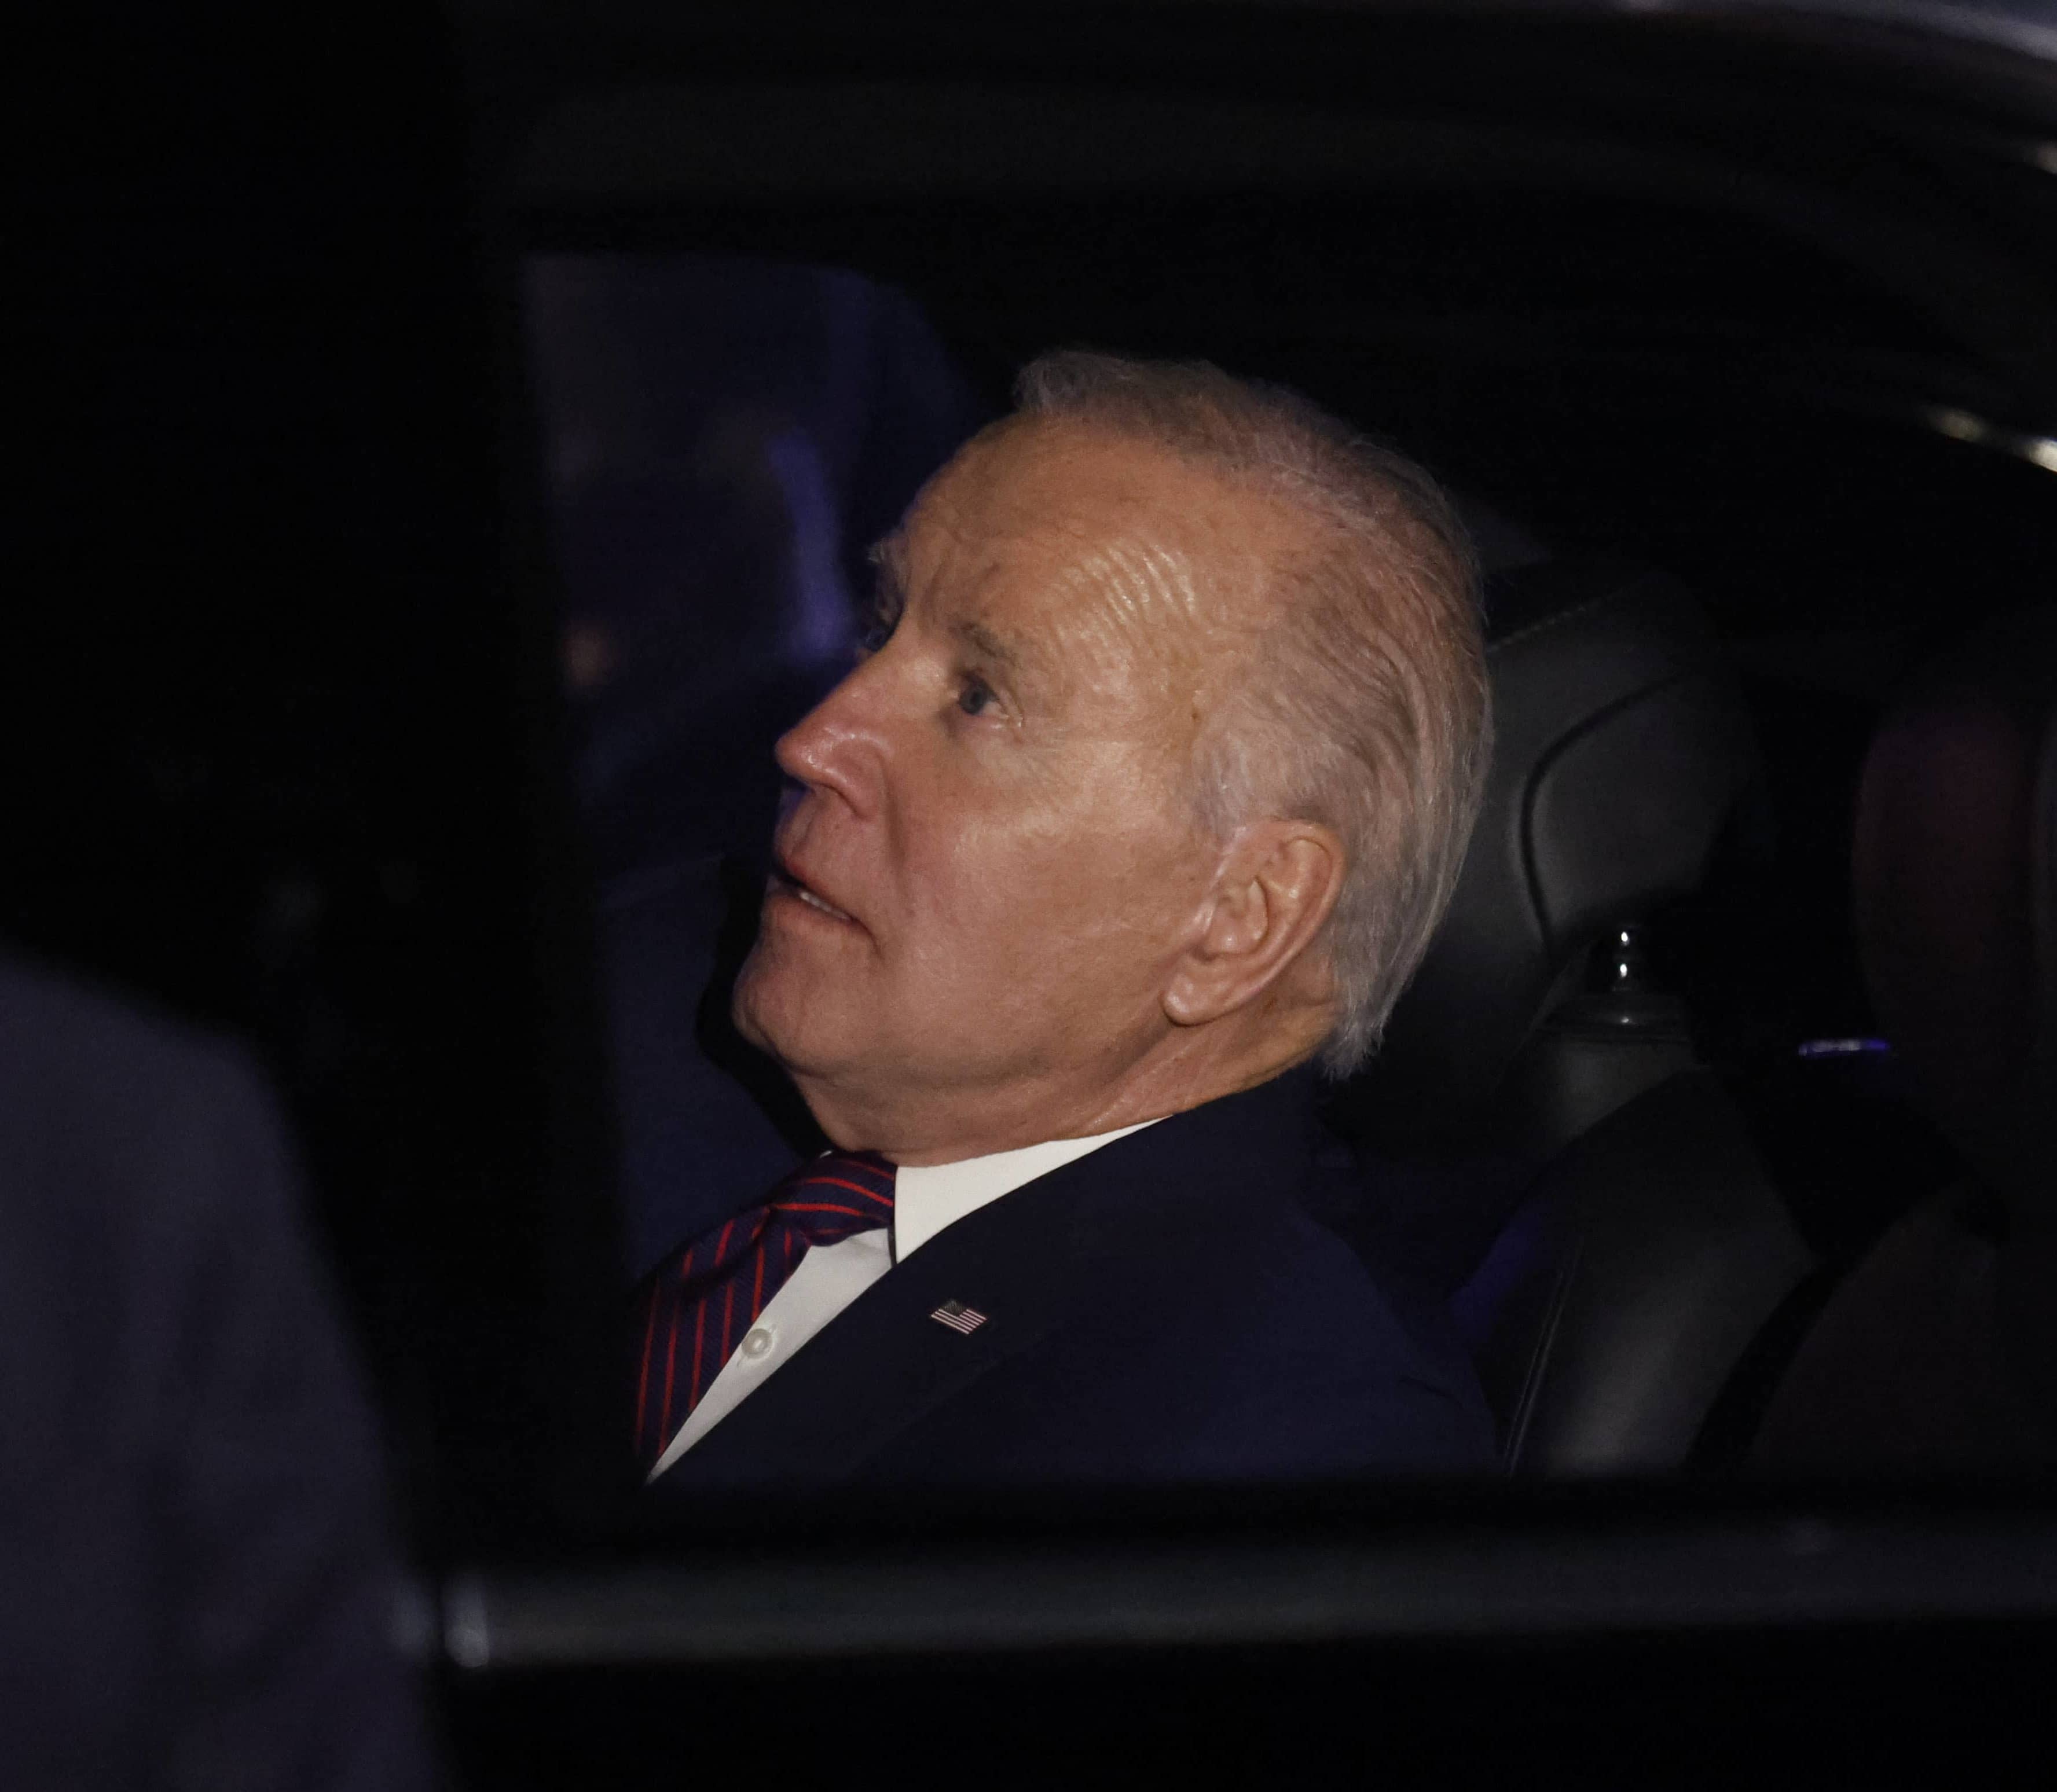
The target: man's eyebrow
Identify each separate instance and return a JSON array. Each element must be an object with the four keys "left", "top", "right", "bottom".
[
  {"left": 955, "top": 616, "right": 1026, "bottom": 671},
  {"left": 866, "top": 536, "right": 1032, "bottom": 673}
]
